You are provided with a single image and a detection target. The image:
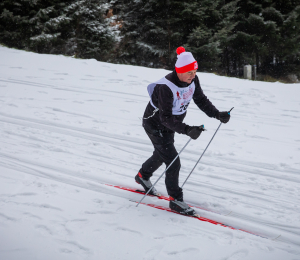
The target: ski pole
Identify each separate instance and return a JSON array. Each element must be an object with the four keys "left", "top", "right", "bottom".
[
  {"left": 181, "top": 107, "right": 234, "bottom": 188},
  {"left": 136, "top": 137, "right": 192, "bottom": 207}
]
